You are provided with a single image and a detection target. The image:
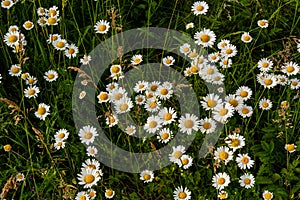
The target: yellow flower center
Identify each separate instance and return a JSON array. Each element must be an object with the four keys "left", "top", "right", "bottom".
[
  {"left": 48, "top": 74, "right": 55, "bottom": 79},
  {"left": 51, "top": 35, "right": 58, "bottom": 42},
  {"left": 286, "top": 66, "right": 295, "bottom": 73},
  {"left": 264, "top": 79, "right": 273, "bottom": 85},
  {"left": 191, "top": 66, "right": 199, "bottom": 73},
  {"left": 37, "top": 107, "right": 46, "bottom": 115},
  {"left": 150, "top": 85, "right": 158, "bottom": 91},
  {"left": 203, "top": 122, "right": 211, "bottom": 130},
  {"left": 221, "top": 43, "right": 227, "bottom": 48},
  {"left": 292, "top": 81, "right": 298, "bottom": 86},
  {"left": 48, "top": 17, "right": 57, "bottom": 25},
  {"left": 49, "top": 10, "right": 57, "bottom": 16},
  {"left": 84, "top": 132, "right": 93, "bottom": 139},
  {"left": 262, "top": 102, "right": 269, "bottom": 108},
  {"left": 149, "top": 121, "right": 157, "bottom": 128},
  {"left": 206, "top": 68, "right": 214, "bottom": 75},
  {"left": 219, "top": 108, "right": 228, "bottom": 116},
  {"left": 264, "top": 193, "right": 272, "bottom": 200},
  {"left": 149, "top": 101, "right": 156, "bottom": 108},
  {"left": 183, "top": 47, "right": 189, "bottom": 52},
  {"left": 243, "top": 35, "right": 250, "bottom": 41},
  {"left": 189, "top": 52, "right": 197, "bottom": 58},
  {"left": 24, "top": 22, "right": 32, "bottom": 29},
  {"left": 68, "top": 48, "right": 75, "bottom": 54},
  {"left": 219, "top": 193, "right": 227, "bottom": 199},
  {"left": 164, "top": 113, "right": 172, "bottom": 120},
  {"left": 109, "top": 117, "right": 115, "bottom": 124},
  {"left": 207, "top": 99, "right": 216, "bottom": 108},
  {"left": 12, "top": 67, "right": 20, "bottom": 74},
  {"left": 211, "top": 55, "right": 217, "bottom": 60},
  {"left": 111, "top": 66, "right": 120, "bottom": 73},
  {"left": 84, "top": 174, "right": 95, "bottom": 184},
  {"left": 225, "top": 49, "right": 233, "bottom": 54},
  {"left": 143, "top": 174, "right": 151, "bottom": 180},
  {"left": 114, "top": 93, "right": 123, "bottom": 100},
  {"left": 98, "top": 25, "right": 106, "bottom": 32},
  {"left": 242, "top": 108, "right": 249, "bottom": 114},
  {"left": 286, "top": 144, "right": 295, "bottom": 152},
  {"left": 79, "top": 196, "right": 86, "bottom": 200},
  {"left": 240, "top": 91, "right": 248, "bottom": 97},
  {"left": 89, "top": 149, "right": 95, "bottom": 154},
  {"left": 3, "top": 0, "right": 11, "bottom": 6},
  {"left": 9, "top": 35, "right": 18, "bottom": 43},
  {"left": 57, "top": 141, "right": 62, "bottom": 146},
  {"left": 28, "top": 89, "right": 35, "bottom": 95},
  {"left": 179, "top": 192, "right": 187, "bottom": 199},
  {"left": 165, "top": 59, "right": 172, "bottom": 64},
  {"left": 21, "top": 73, "right": 29, "bottom": 79},
  {"left": 184, "top": 119, "right": 194, "bottom": 128},
  {"left": 89, "top": 191, "right": 95, "bottom": 197},
  {"left": 134, "top": 58, "right": 141, "bottom": 63},
  {"left": 58, "top": 133, "right": 65, "bottom": 139},
  {"left": 200, "top": 34, "right": 210, "bottom": 42},
  {"left": 120, "top": 104, "right": 128, "bottom": 111},
  {"left": 161, "top": 133, "right": 169, "bottom": 140},
  {"left": 196, "top": 5, "right": 204, "bottom": 11},
  {"left": 56, "top": 41, "right": 65, "bottom": 48},
  {"left": 99, "top": 93, "right": 108, "bottom": 100},
  {"left": 219, "top": 151, "right": 228, "bottom": 159},
  {"left": 106, "top": 189, "right": 113, "bottom": 196},
  {"left": 181, "top": 158, "right": 189, "bottom": 165},
  {"left": 173, "top": 151, "right": 182, "bottom": 159},
  {"left": 259, "top": 21, "right": 266, "bottom": 26},
  {"left": 244, "top": 178, "right": 251, "bottom": 185},
  {"left": 4, "top": 144, "right": 11, "bottom": 152},
  {"left": 160, "top": 88, "right": 168, "bottom": 95},
  {"left": 231, "top": 139, "right": 240, "bottom": 147},
  {"left": 241, "top": 157, "right": 249, "bottom": 164},
  {"left": 136, "top": 97, "right": 143, "bottom": 102},
  {"left": 262, "top": 62, "right": 269, "bottom": 68},
  {"left": 223, "top": 59, "right": 228, "bottom": 65},
  {"left": 217, "top": 177, "right": 225, "bottom": 184},
  {"left": 229, "top": 99, "right": 238, "bottom": 107}
]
